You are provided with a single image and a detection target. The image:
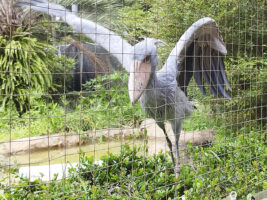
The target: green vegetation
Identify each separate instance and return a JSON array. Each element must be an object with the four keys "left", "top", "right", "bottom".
[
  {"left": 0, "top": 0, "right": 266, "bottom": 199},
  {"left": 0, "top": 0, "right": 74, "bottom": 115},
  {"left": 186, "top": 56, "right": 267, "bottom": 132},
  {"left": 0, "top": 71, "right": 217, "bottom": 141},
  {"left": 0, "top": 72, "right": 144, "bottom": 141},
  {"left": 0, "top": 28, "right": 69, "bottom": 115},
  {"left": 117, "top": 0, "right": 266, "bottom": 55},
  {"left": 217, "top": 57, "right": 267, "bottom": 130},
  {"left": 0, "top": 0, "right": 52, "bottom": 115},
  {"left": 1, "top": 130, "right": 266, "bottom": 199}
]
